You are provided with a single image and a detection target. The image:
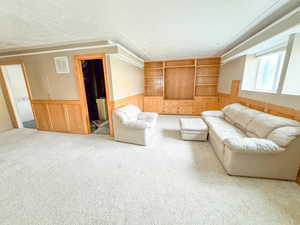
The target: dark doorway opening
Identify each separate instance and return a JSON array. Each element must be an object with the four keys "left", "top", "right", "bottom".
[{"left": 81, "top": 59, "right": 109, "bottom": 135}]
